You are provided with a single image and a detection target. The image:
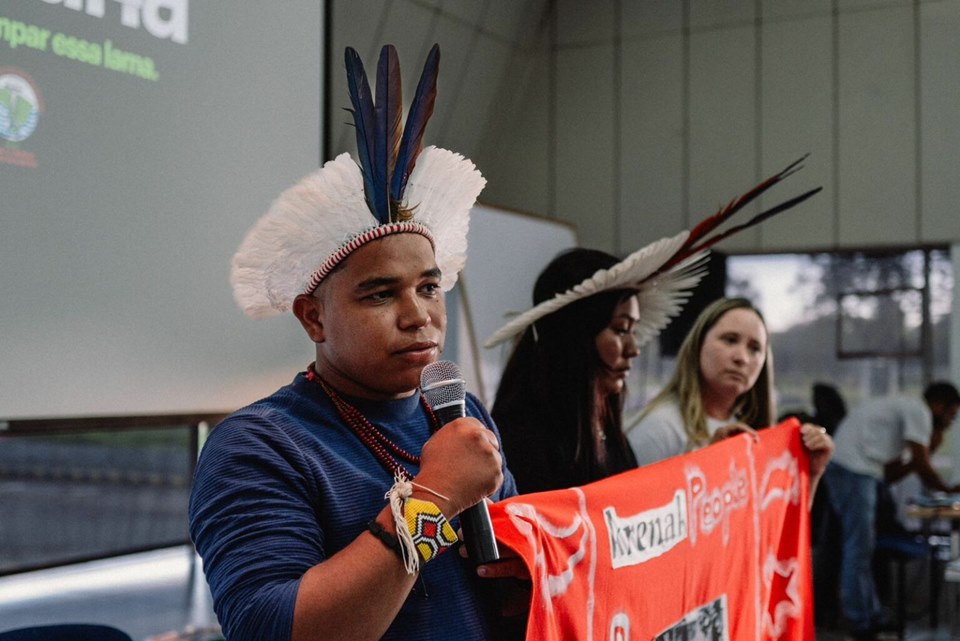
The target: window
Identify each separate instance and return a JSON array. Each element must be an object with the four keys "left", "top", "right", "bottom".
[
  {"left": 625, "top": 247, "right": 953, "bottom": 420},
  {"left": 725, "top": 247, "right": 953, "bottom": 415}
]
